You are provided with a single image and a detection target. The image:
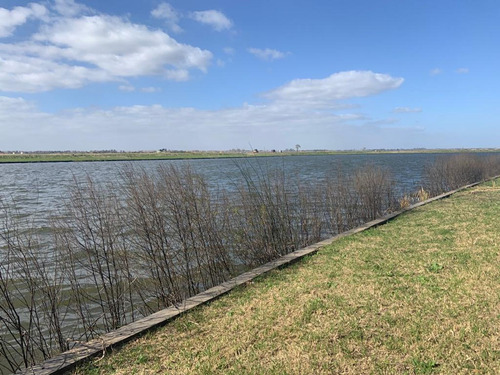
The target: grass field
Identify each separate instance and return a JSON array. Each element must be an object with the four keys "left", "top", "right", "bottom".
[
  {"left": 75, "top": 180, "right": 500, "bottom": 374},
  {"left": 1, "top": 149, "right": 499, "bottom": 164},
  {"left": 0, "top": 151, "right": 252, "bottom": 163}
]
